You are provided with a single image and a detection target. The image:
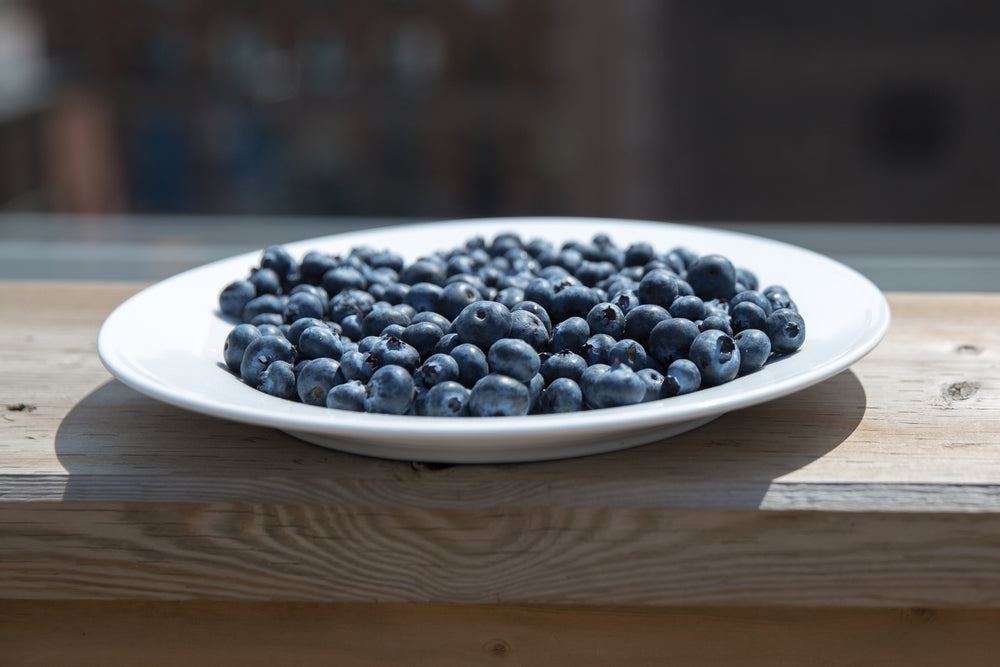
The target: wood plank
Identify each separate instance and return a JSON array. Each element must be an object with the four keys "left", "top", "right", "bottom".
[
  {"left": 4, "top": 601, "right": 1000, "bottom": 667},
  {"left": 4, "top": 504, "right": 1000, "bottom": 606}
]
